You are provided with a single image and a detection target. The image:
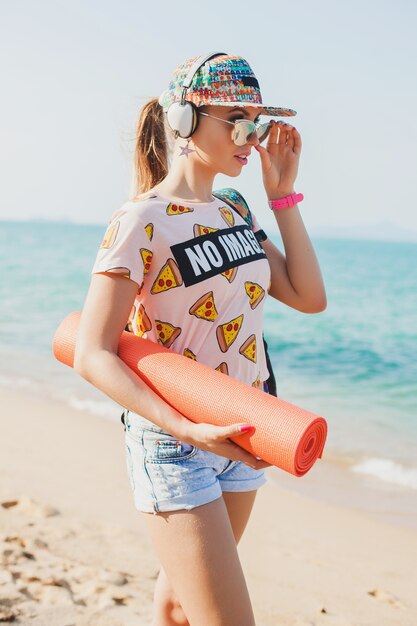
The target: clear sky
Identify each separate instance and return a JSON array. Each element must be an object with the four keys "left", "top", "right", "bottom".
[{"left": 1, "top": 0, "right": 416, "bottom": 240}]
